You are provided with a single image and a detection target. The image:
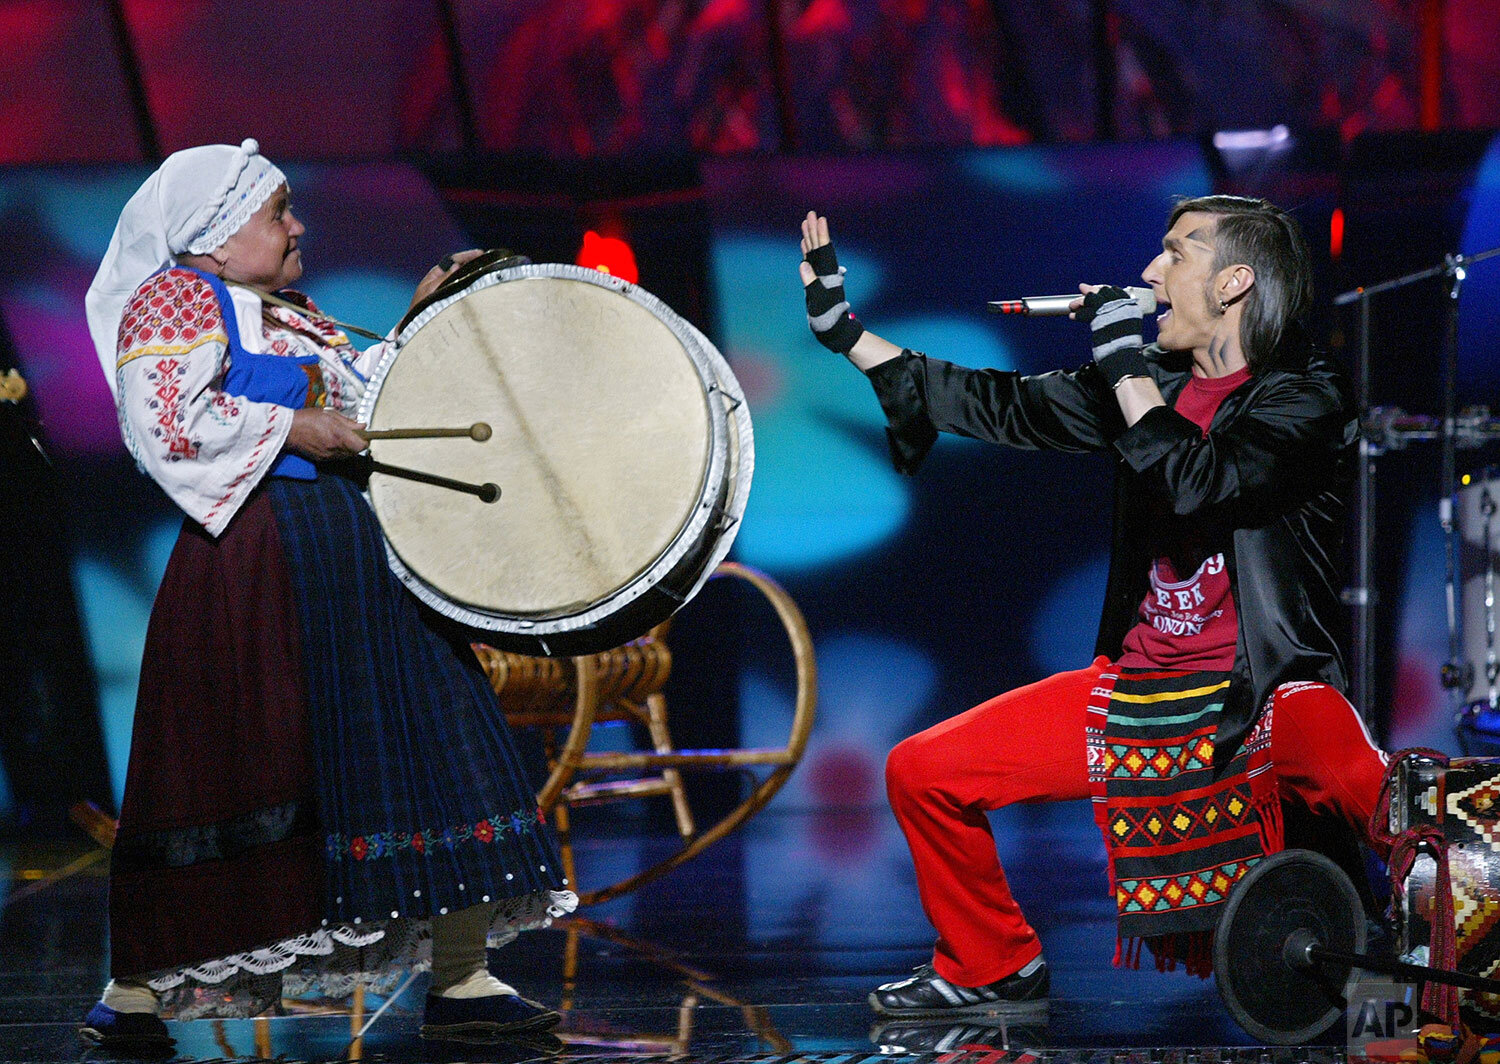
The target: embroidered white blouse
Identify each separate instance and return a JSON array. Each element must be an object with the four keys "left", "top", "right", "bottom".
[{"left": 114, "top": 268, "right": 389, "bottom": 536}]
